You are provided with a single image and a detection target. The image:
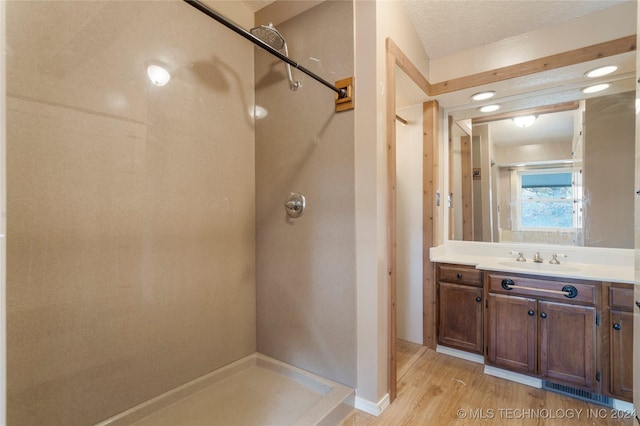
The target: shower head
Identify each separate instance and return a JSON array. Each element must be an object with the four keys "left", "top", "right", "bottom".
[
  {"left": 249, "top": 22, "right": 301, "bottom": 91},
  {"left": 250, "top": 23, "right": 285, "bottom": 51}
]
